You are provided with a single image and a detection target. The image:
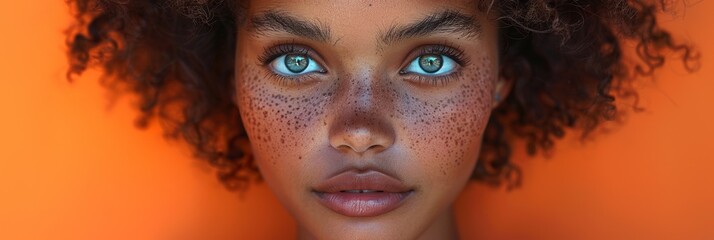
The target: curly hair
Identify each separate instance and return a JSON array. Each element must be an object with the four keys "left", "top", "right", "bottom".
[{"left": 65, "top": 0, "right": 697, "bottom": 190}]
